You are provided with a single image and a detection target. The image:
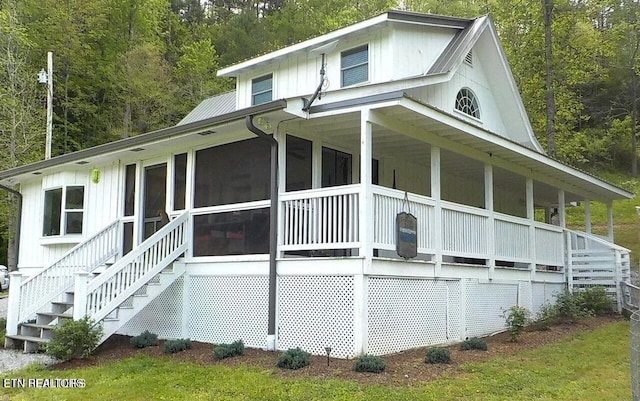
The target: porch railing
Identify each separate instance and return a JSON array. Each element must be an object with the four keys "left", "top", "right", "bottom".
[
  {"left": 79, "top": 211, "right": 189, "bottom": 324},
  {"left": 280, "top": 185, "right": 360, "bottom": 251},
  {"left": 17, "top": 220, "right": 120, "bottom": 322}
]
